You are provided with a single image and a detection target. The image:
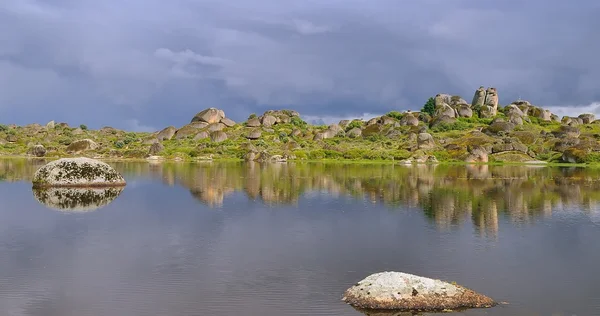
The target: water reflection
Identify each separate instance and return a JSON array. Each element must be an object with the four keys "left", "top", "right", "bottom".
[
  {"left": 32, "top": 187, "right": 124, "bottom": 212},
  {"left": 110, "top": 161, "right": 600, "bottom": 238},
  {"left": 3, "top": 158, "right": 600, "bottom": 234}
]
